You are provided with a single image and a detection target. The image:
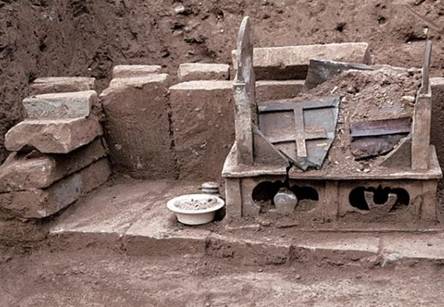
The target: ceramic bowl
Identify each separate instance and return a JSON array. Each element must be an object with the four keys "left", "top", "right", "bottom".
[{"left": 167, "top": 194, "right": 225, "bottom": 225}]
